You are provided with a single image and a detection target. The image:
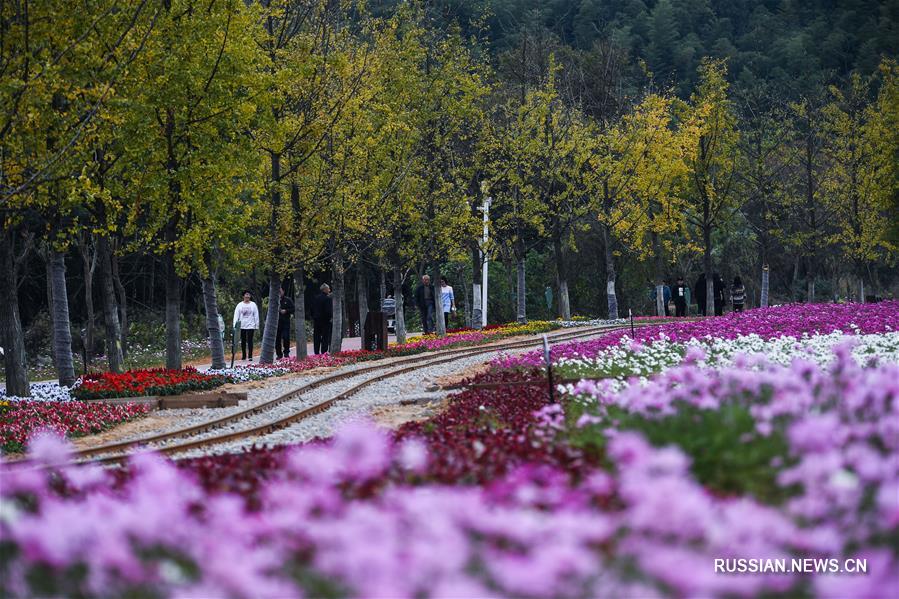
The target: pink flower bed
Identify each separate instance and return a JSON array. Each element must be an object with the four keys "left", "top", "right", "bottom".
[
  {"left": 270, "top": 353, "right": 349, "bottom": 371},
  {"left": 498, "top": 302, "right": 899, "bottom": 368}
]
